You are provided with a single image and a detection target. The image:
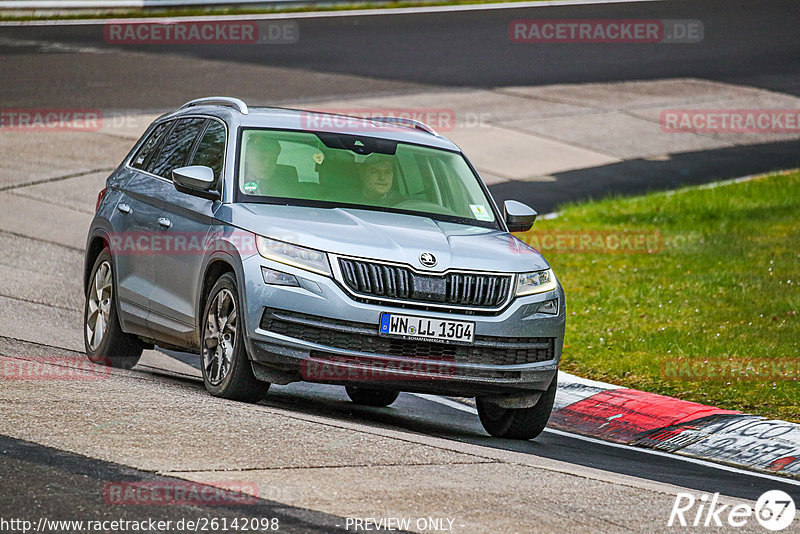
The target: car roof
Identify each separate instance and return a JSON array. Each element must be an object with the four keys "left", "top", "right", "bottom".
[{"left": 161, "top": 99, "right": 462, "bottom": 152}]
